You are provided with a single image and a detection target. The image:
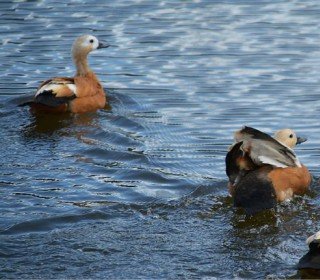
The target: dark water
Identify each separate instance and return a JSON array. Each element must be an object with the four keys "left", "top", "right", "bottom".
[{"left": 1, "top": 0, "right": 320, "bottom": 278}]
